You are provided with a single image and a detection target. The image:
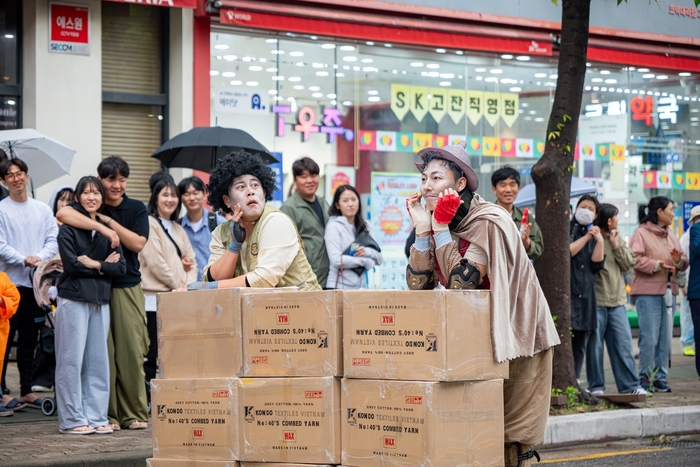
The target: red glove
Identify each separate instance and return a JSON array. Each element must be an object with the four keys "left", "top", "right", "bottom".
[{"left": 433, "top": 193, "right": 461, "bottom": 225}]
